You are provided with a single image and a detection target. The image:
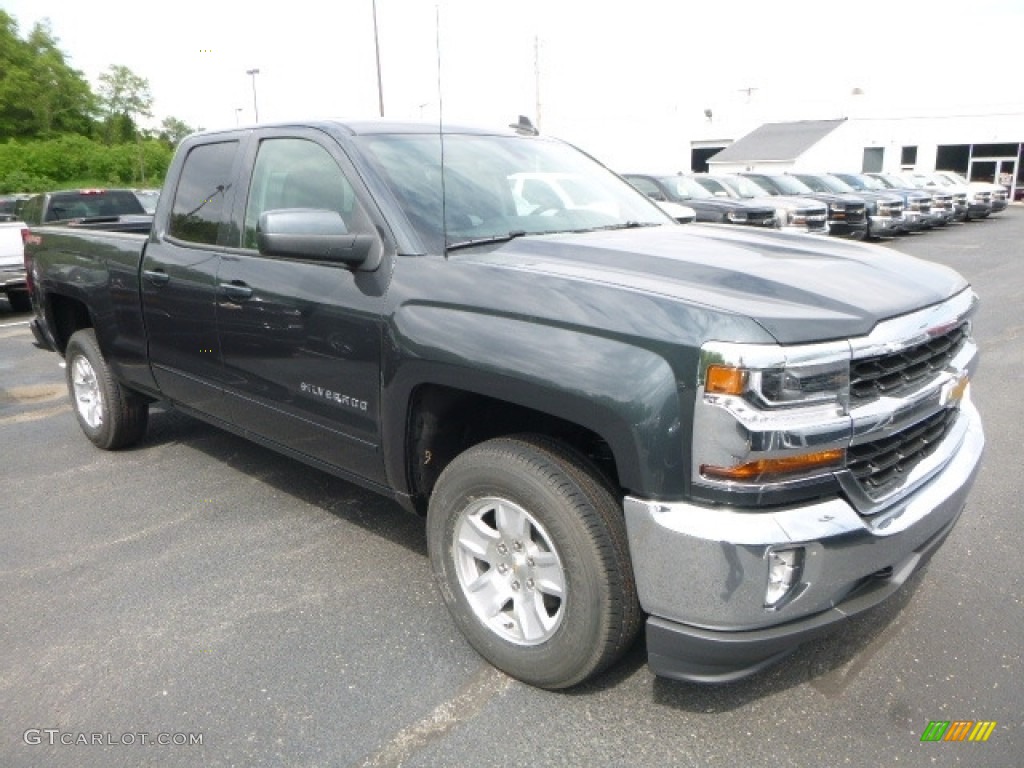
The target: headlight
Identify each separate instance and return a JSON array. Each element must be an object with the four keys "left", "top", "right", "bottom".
[
  {"left": 782, "top": 207, "right": 809, "bottom": 226},
  {"left": 706, "top": 359, "right": 848, "bottom": 409},
  {"left": 726, "top": 210, "right": 748, "bottom": 223},
  {"left": 829, "top": 202, "right": 846, "bottom": 213},
  {"left": 693, "top": 341, "right": 850, "bottom": 491}
]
